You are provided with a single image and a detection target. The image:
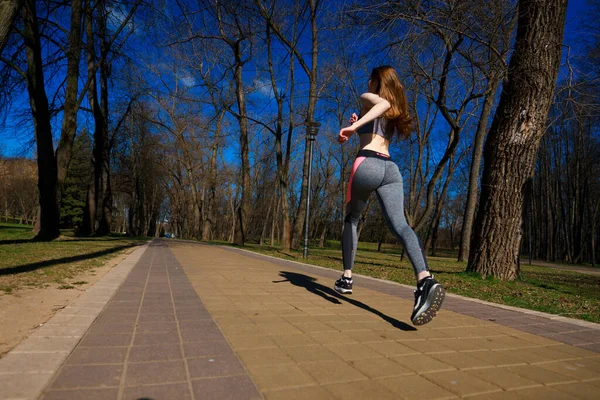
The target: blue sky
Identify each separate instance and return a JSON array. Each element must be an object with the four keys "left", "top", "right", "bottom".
[{"left": 0, "top": 0, "right": 594, "bottom": 158}]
